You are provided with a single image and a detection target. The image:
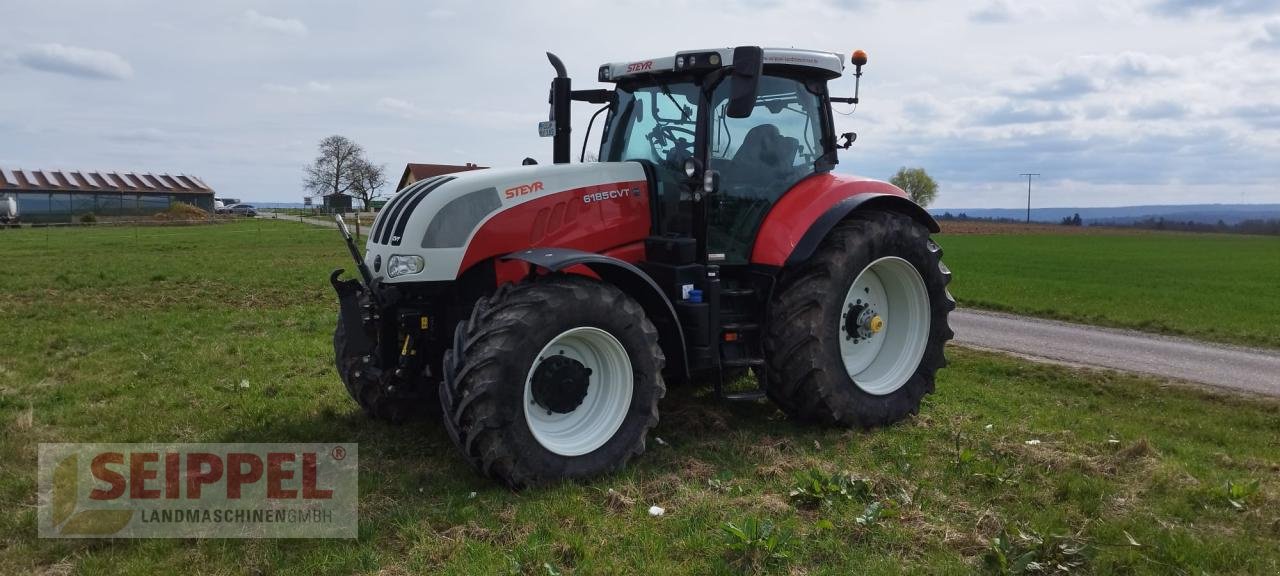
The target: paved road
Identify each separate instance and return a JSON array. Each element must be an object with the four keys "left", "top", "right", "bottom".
[{"left": 951, "top": 309, "right": 1280, "bottom": 396}]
